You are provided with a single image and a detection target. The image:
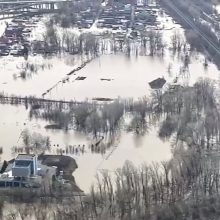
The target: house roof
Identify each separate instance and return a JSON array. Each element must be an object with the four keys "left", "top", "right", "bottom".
[
  {"left": 15, "top": 160, "right": 31, "bottom": 167},
  {"left": 149, "top": 77, "right": 166, "bottom": 89},
  {"left": 16, "top": 154, "right": 35, "bottom": 160}
]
